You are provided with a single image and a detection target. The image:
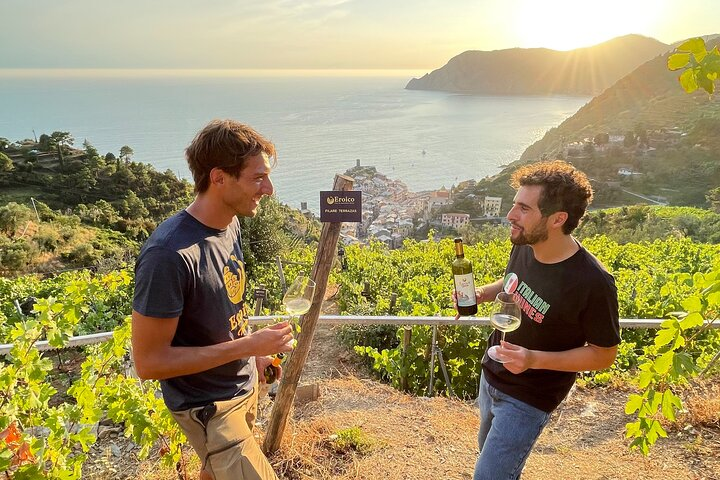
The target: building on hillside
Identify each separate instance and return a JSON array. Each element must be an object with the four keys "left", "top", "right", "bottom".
[
  {"left": 424, "top": 186, "right": 451, "bottom": 218},
  {"left": 299, "top": 202, "right": 313, "bottom": 219},
  {"left": 618, "top": 167, "right": 642, "bottom": 176},
  {"left": 483, "top": 196, "right": 502, "bottom": 217},
  {"left": 441, "top": 213, "right": 470, "bottom": 229},
  {"left": 340, "top": 222, "right": 357, "bottom": 238},
  {"left": 391, "top": 232, "right": 405, "bottom": 249},
  {"left": 339, "top": 233, "right": 362, "bottom": 246},
  {"left": 396, "top": 218, "right": 413, "bottom": 237}
]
